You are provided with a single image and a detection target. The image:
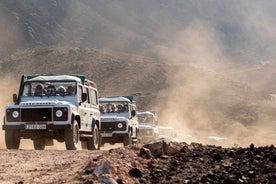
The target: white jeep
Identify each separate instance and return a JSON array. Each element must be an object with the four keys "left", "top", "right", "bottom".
[
  {"left": 2, "top": 74, "right": 101, "bottom": 150},
  {"left": 99, "top": 96, "right": 139, "bottom": 146},
  {"left": 137, "top": 111, "right": 159, "bottom": 143}
]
